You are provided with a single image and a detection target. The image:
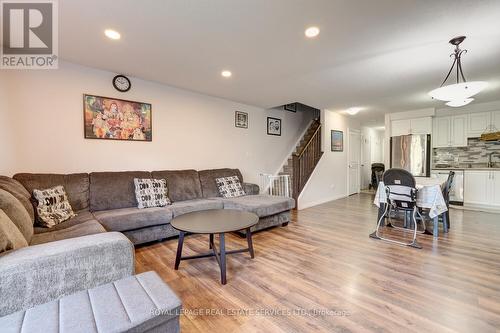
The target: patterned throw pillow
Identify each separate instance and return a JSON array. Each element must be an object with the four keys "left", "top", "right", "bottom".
[
  {"left": 134, "top": 178, "right": 171, "bottom": 209},
  {"left": 216, "top": 176, "right": 246, "bottom": 198},
  {"left": 33, "top": 185, "right": 76, "bottom": 228}
]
